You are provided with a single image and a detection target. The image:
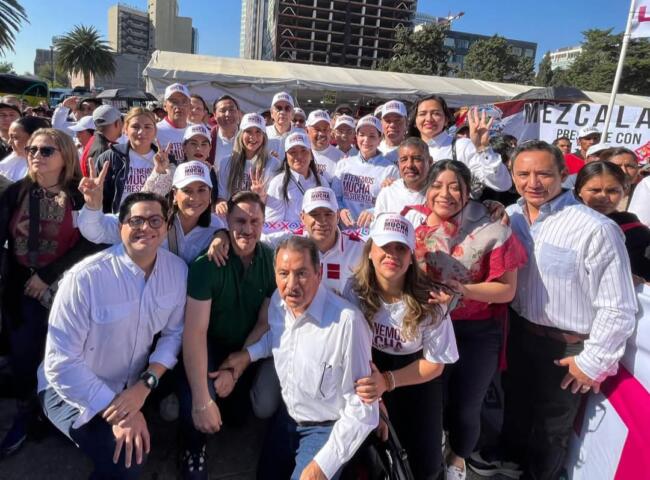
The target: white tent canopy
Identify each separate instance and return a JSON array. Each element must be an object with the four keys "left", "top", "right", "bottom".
[{"left": 143, "top": 50, "right": 650, "bottom": 113}]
